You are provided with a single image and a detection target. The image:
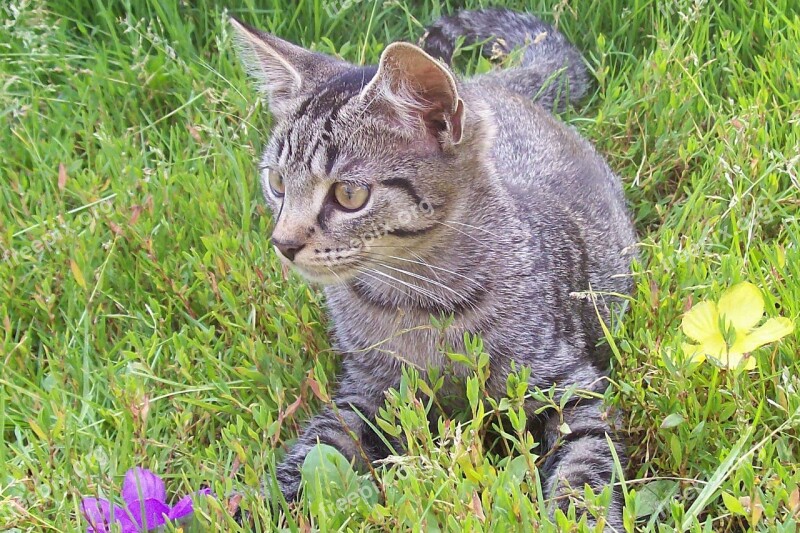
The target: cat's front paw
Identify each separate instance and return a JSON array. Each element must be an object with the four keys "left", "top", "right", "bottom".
[{"left": 273, "top": 464, "right": 301, "bottom": 502}]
